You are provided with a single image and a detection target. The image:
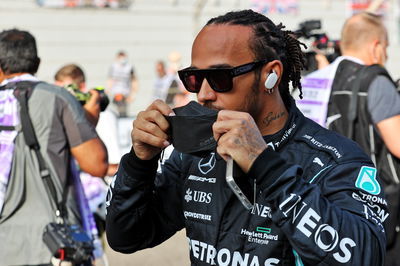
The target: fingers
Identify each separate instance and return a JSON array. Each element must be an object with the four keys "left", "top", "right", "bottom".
[
  {"left": 133, "top": 110, "right": 170, "bottom": 147},
  {"left": 212, "top": 110, "right": 266, "bottom": 172},
  {"left": 146, "top": 99, "right": 174, "bottom": 116},
  {"left": 131, "top": 100, "right": 173, "bottom": 159},
  {"left": 142, "top": 100, "right": 174, "bottom": 133},
  {"left": 132, "top": 124, "right": 169, "bottom": 149},
  {"left": 212, "top": 110, "right": 254, "bottom": 143}
]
